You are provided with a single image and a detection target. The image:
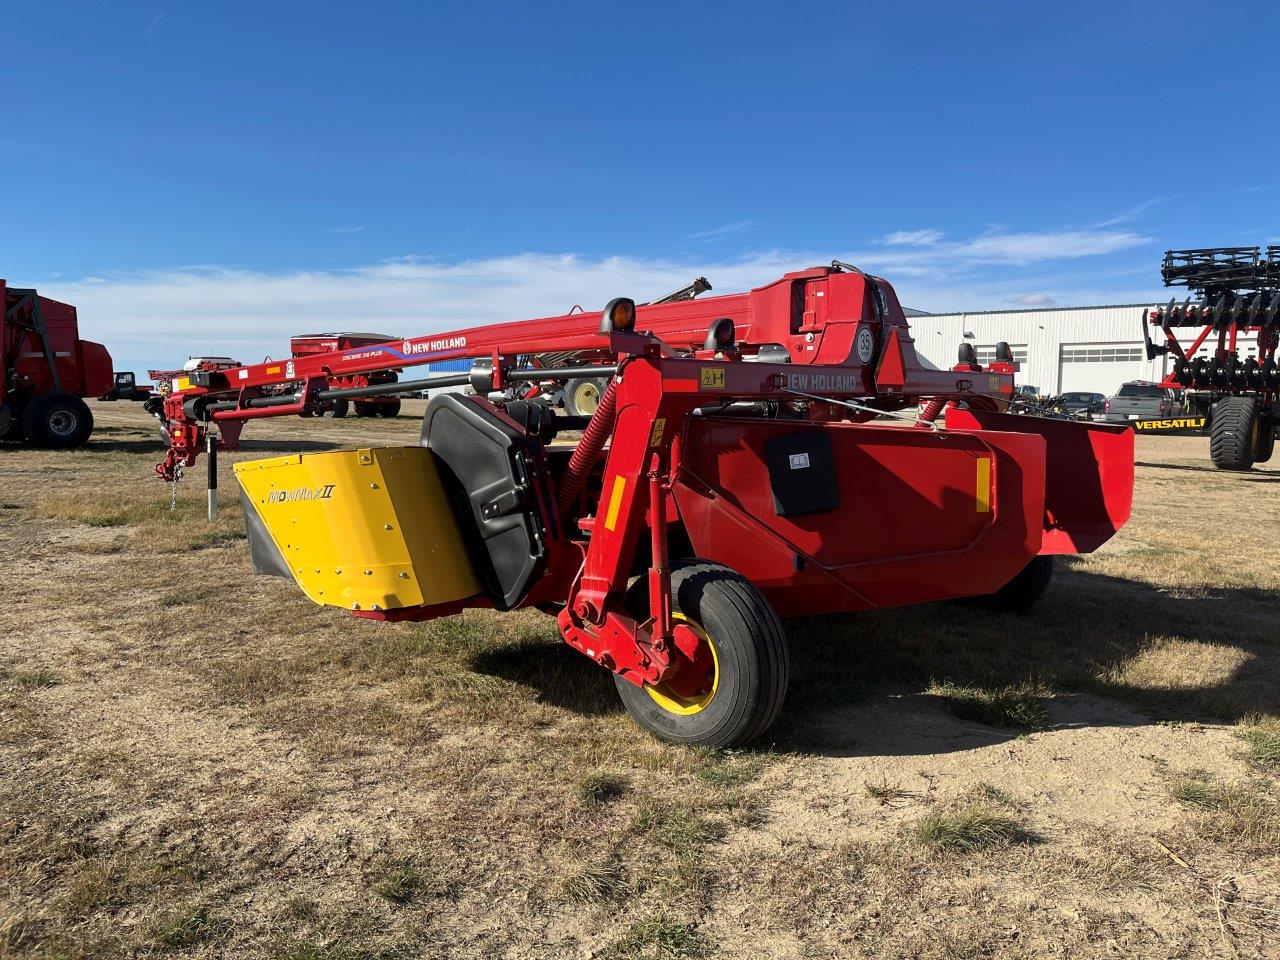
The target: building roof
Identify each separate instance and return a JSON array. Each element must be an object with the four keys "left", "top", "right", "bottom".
[{"left": 921, "top": 303, "right": 1152, "bottom": 318}]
